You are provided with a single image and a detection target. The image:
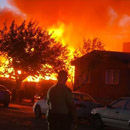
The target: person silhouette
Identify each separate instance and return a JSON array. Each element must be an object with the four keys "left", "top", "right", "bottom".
[{"left": 46, "top": 70, "right": 77, "bottom": 130}]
